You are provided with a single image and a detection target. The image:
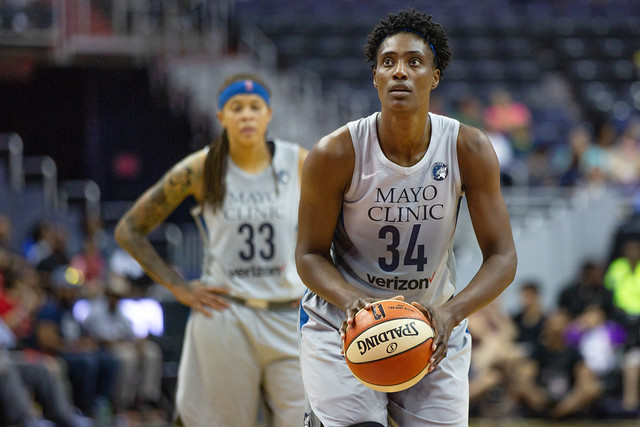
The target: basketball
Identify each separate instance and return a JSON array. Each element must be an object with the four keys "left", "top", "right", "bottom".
[{"left": 343, "top": 299, "right": 434, "bottom": 392}]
